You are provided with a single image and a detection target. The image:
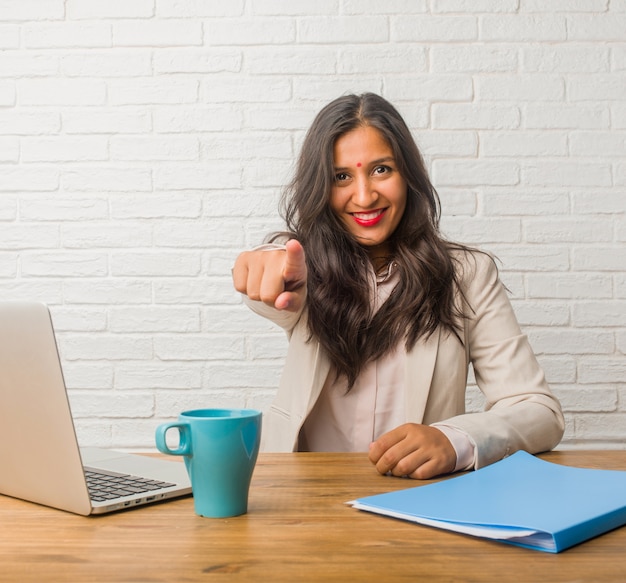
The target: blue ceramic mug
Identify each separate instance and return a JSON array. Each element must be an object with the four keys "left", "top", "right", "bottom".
[{"left": 155, "top": 409, "right": 262, "bottom": 518}]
